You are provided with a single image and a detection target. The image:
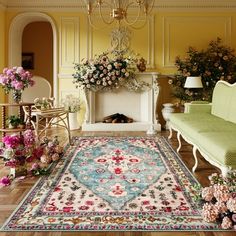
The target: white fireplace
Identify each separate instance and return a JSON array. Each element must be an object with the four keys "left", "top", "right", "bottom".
[{"left": 82, "top": 72, "right": 161, "bottom": 132}]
